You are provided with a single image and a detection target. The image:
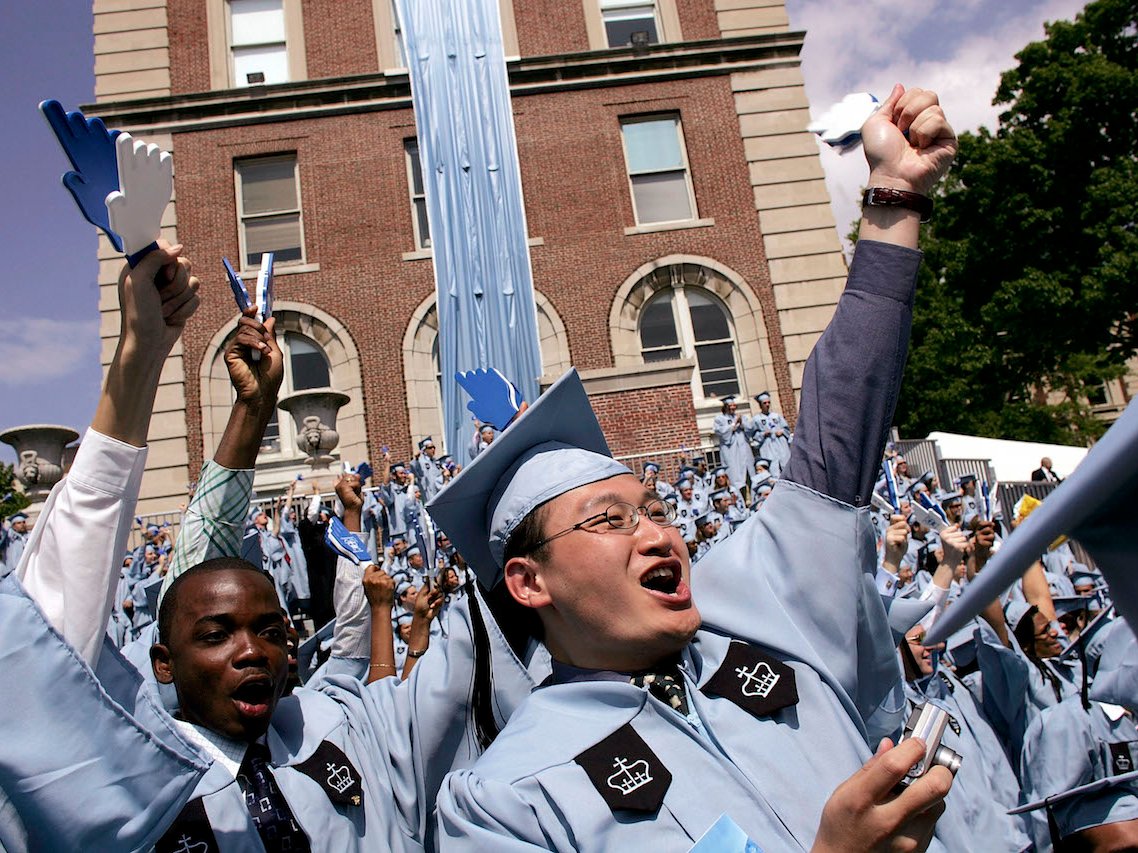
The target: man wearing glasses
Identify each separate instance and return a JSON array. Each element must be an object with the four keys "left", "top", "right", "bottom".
[{"left": 431, "top": 85, "right": 960, "bottom": 850}]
